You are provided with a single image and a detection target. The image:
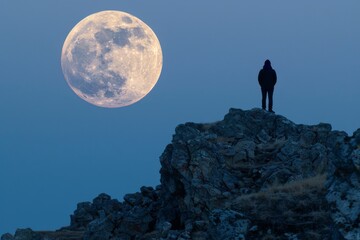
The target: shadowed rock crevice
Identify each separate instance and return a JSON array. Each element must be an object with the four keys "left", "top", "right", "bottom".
[{"left": 2, "top": 108, "right": 360, "bottom": 240}]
